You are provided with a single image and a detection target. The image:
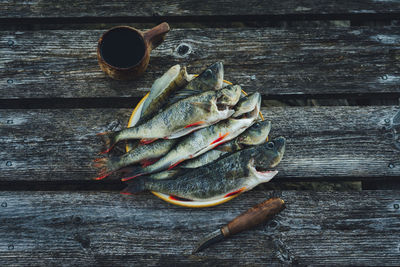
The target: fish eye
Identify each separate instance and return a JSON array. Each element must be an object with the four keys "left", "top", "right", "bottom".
[
  {"left": 204, "top": 69, "right": 212, "bottom": 77},
  {"left": 267, "top": 142, "right": 274, "bottom": 149}
]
